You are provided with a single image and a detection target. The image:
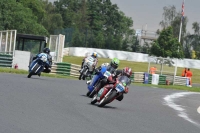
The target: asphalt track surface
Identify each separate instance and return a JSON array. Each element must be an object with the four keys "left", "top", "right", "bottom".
[{"left": 0, "top": 73, "right": 200, "bottom": 133}]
